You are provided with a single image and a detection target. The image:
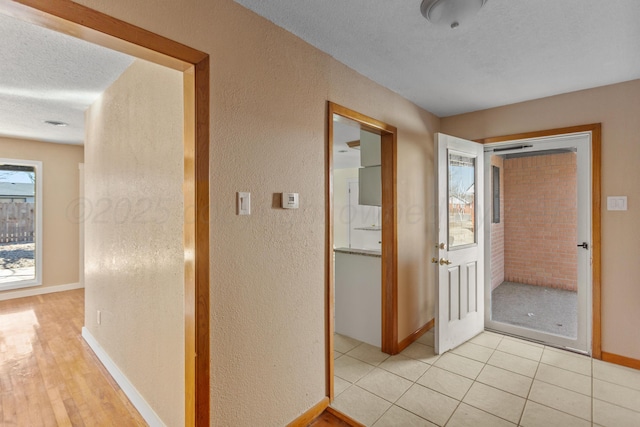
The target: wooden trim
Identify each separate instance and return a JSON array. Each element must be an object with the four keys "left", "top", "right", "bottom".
[
  {"left": 397, "top": 318, "right": 435, "bottom": 353},
  {"left": 602, "top": 352, "right": 640, "bottom": 371},
  {"left": 326, "top": 102, "right": 399, "bottom": 402},
  {"left": 325, "top": 407, "right": 366, "bottom": 427},
  {"left": 476, "top": 124, "right": 601, "bottom": 145},
  {"left": 326, "top": 104, "right": 335, "bottom": 401},
  {"left": 329, "top": 103, "right": 397, "bottom": 135},
  {"left": 0, "top": 0, "right": 206, "bottom": 70},
  {"left": 477, "top": 123, "right": 602, "bottom": 359},
  {"left": 0, "top": 1, "right": 211, "bottom": 425},
  {"left": 381, "top": 131, "right": 398, "bottom": 354},
  {"left": 286, "top": 398, "right": 329, "bottom": 427},
  {"left": 193, "top": 56, "right": 211, "bottom": 427}
]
